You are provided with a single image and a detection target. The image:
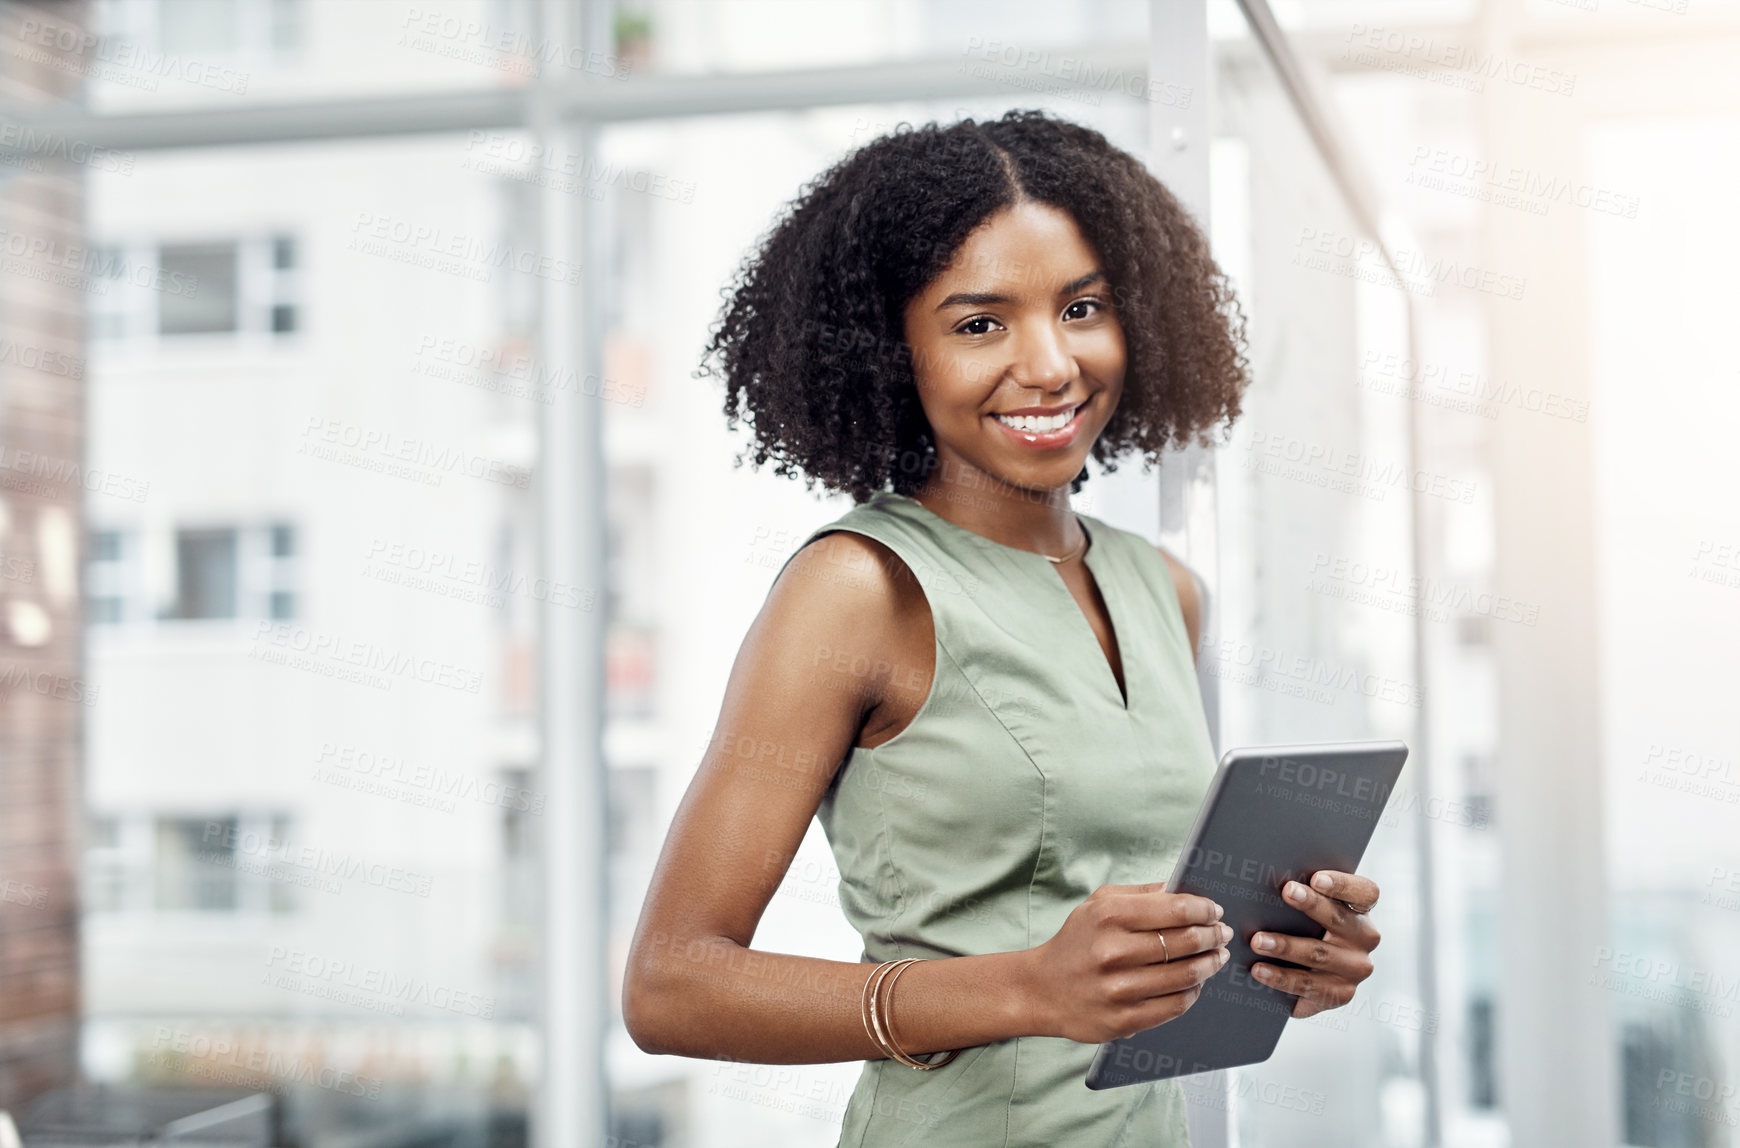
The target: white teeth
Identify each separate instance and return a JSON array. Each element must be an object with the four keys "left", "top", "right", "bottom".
[{"left": 994, "top": 404, "right": 1079, "bottom": 434}]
